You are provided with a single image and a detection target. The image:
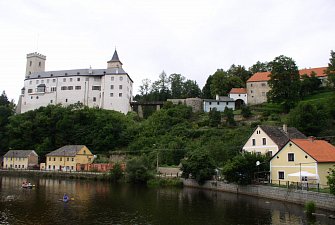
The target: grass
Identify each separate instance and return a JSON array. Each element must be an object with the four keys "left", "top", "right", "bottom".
[
  {"left": 301, "top": 90, "right": 335, "bottom": 104},
  {"left": 147, "top": 177, "right": 183, "bottom": 188}
]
